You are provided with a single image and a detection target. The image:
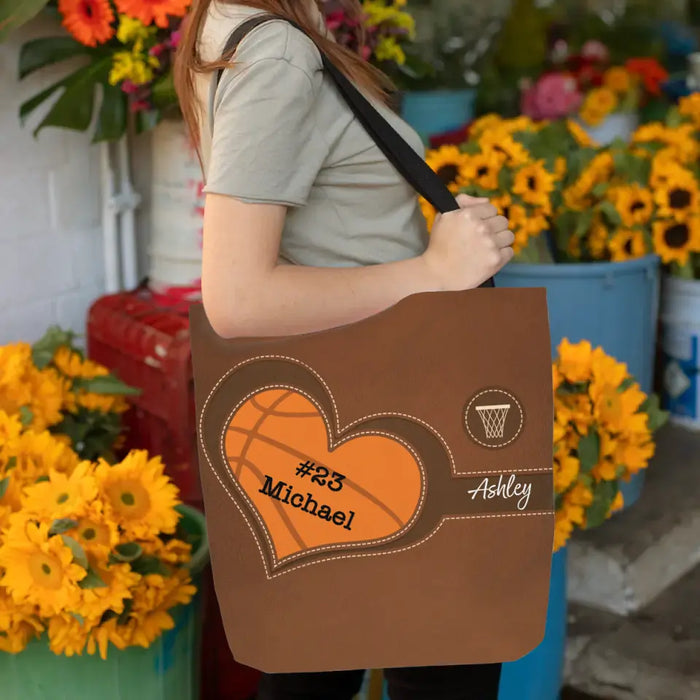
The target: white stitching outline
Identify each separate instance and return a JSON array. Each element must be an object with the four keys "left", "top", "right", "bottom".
[
  {"left": 465, "top": 388, "right": 525, "bottom": 449},
  {"left": 218, "top": 384, "right": 428, "bottom": 566},
  {"left": 198, "top": 355, "right": 552, "bottom": 579}
]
